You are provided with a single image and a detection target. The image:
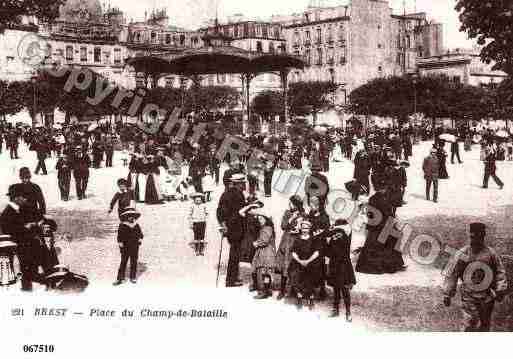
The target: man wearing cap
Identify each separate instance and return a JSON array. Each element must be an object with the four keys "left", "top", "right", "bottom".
[
  {"left": 217, "top": 174, "right": 247, "bottom": 287},
  {"left": 72, "top": 149, "right": 91, "bottom": 200},
  {"left": 422, "top": 148, "right": 440, "bottom": 203},
  {"left": 222, "top": 158, "right": 244, "bottom": 187},
  {"left": 442, "top": 223, "right": 508, "bottom": 331},
  {"left": 0, "top": 185, "right": 40, "bottom": 291}
]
